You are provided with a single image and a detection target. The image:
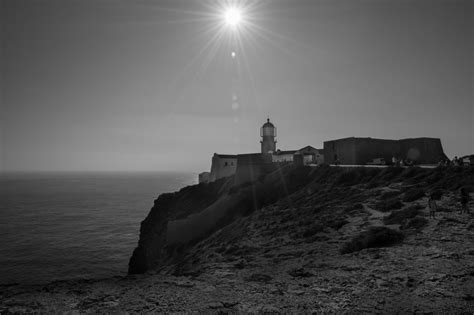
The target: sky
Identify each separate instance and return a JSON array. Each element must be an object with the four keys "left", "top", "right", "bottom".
[{"left": 1, "top": 0, "right": 472, "bottom": 172}]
